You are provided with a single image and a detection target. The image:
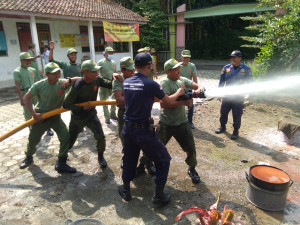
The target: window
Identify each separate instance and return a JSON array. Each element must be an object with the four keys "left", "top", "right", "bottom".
[
  {"left": 0, "top": 21, "right": 8, "bottom": 56},
  {"left": 113, "top": 42, "right": 129, "bottom": 53},
  {"left": 80, "top": 26, "right": 106, "bottom": 53}
]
